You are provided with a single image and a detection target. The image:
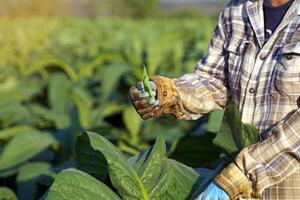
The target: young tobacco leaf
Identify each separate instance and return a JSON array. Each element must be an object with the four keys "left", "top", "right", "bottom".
[
  {"left": 213, "top": 101, "right": 260, "bottom": 155},
  {"left": 142, "top": 66, "right": 155, "bottom": 99}
]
